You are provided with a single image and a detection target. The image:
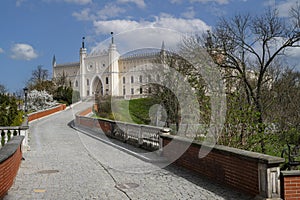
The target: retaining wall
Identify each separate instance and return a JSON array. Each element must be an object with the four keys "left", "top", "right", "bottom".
[
  {"left": 28, "top": 104, "right": 66, "bottom": 122},
  {"left": 0, "top": 136, "right": 24, "bottom": 199},
  {"left": 160, "top": 134, "right": 285, "bottom": 199}
]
